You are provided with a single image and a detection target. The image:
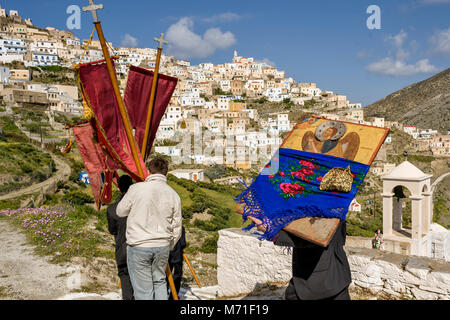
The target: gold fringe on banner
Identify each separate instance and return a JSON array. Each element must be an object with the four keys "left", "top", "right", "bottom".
[{"left": 82, "top": 100, "right": 94, "bottom": 120}]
